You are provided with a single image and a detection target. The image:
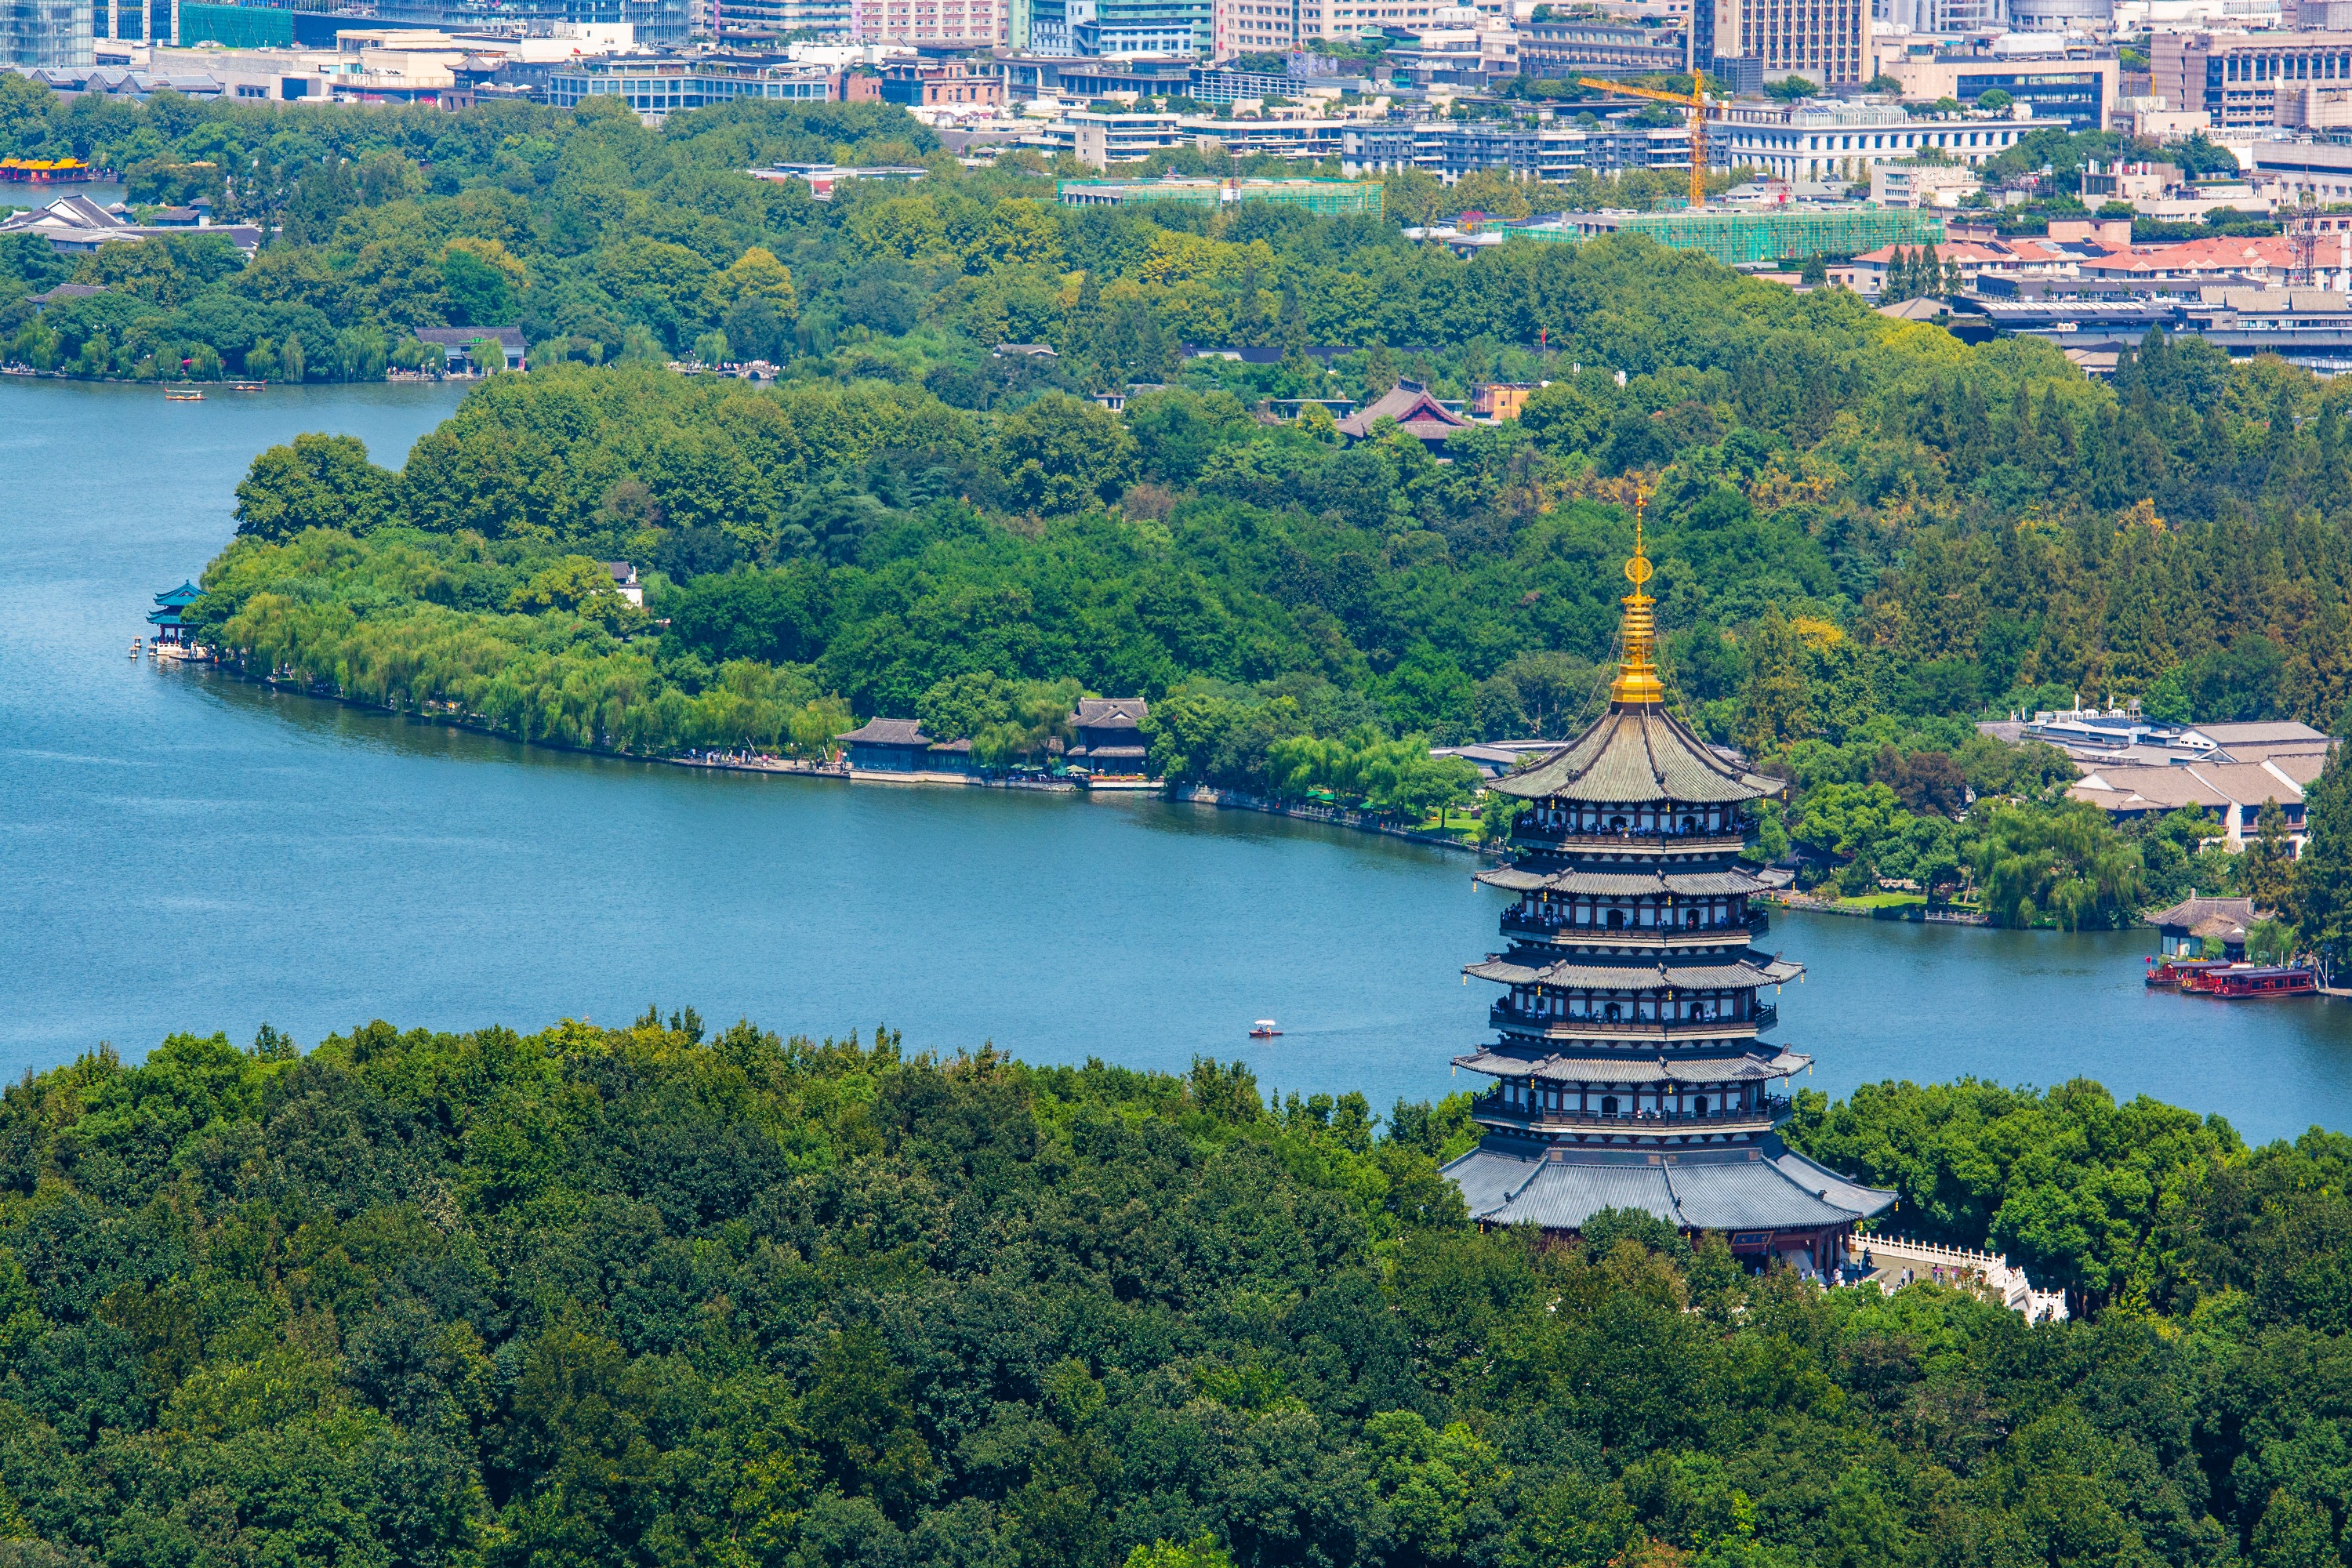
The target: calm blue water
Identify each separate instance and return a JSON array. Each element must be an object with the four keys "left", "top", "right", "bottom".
[{"left": 6, "top": 378, "right": 2352, "bottom": 1143}]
